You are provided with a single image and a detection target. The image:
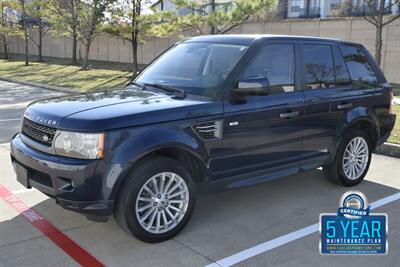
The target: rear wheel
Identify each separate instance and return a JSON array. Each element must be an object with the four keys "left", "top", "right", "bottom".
[
  {"left": 323, "top": 130, "right": 371, "bottom": 186},
  {"left": 114, "top": 156, "right": 196, "bottom": 243}
]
